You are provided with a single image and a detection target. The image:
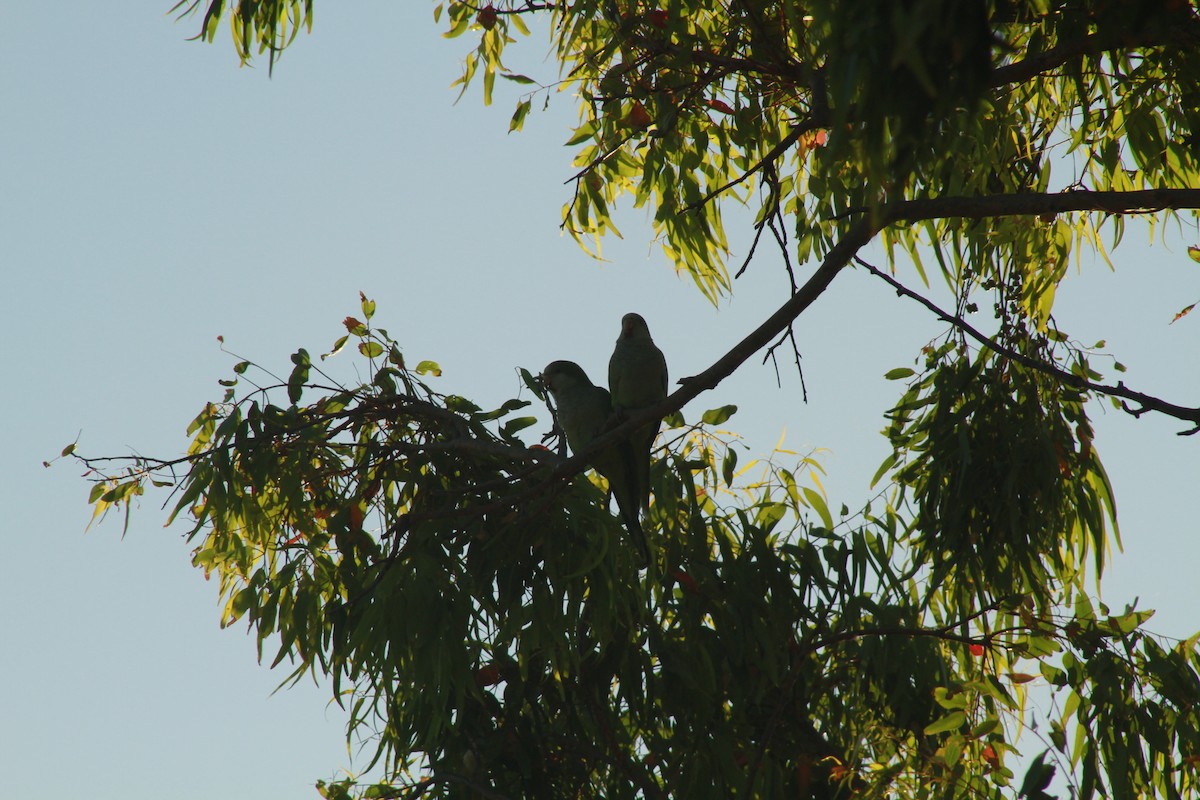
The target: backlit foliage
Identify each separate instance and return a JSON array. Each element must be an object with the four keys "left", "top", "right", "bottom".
[{"left": 75, "top": 3, "right": 1200, "bottom": 797}]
